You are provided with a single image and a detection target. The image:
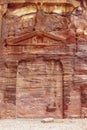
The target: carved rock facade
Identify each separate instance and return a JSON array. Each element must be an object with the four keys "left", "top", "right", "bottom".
[{"left": 0, "top": 0, "right": 87, "bottom": 118}]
